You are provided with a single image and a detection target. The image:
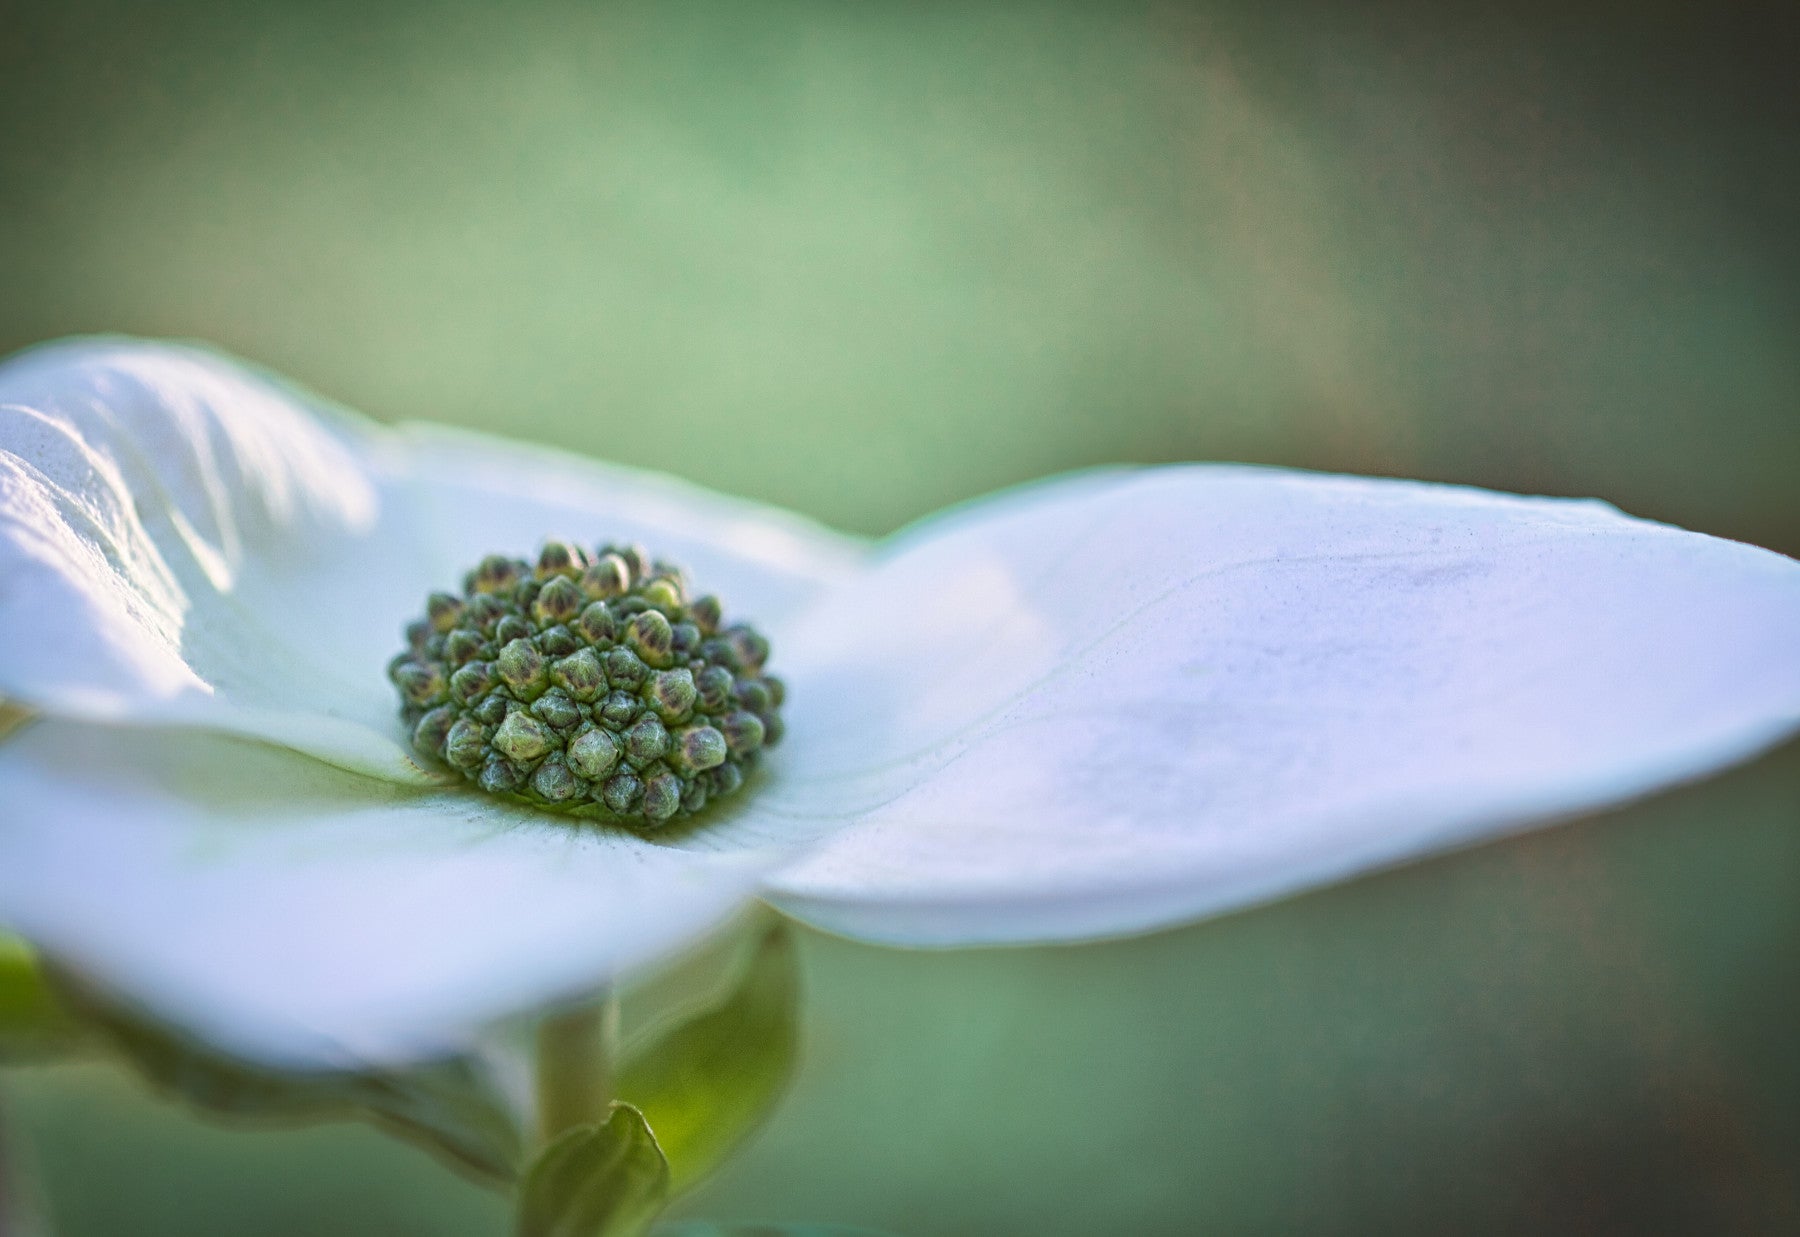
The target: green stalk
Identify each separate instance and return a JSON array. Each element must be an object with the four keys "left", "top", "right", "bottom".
[{"left": 533, "top": 990, "right": 621, "bottom": 1146}]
